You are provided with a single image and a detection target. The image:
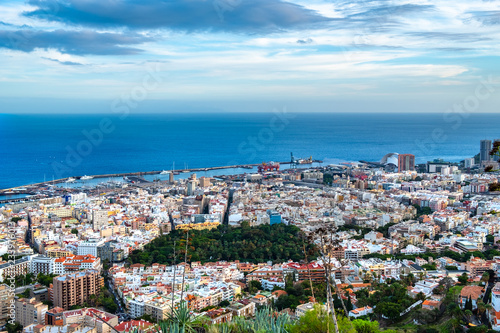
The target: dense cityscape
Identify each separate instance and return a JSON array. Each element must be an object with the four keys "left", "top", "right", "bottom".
[
  {"left": 0, "top": 139, "right": 500, "bottom": 333},
  {"left": 1, "top": 0, "right": 498, "bottom": 331}
]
